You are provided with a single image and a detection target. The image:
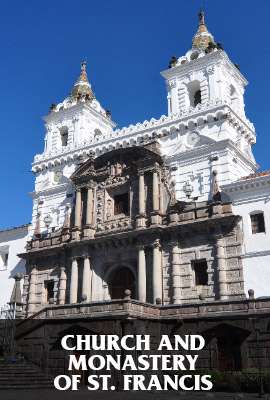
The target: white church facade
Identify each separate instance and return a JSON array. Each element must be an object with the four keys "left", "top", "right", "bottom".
[{"left": 1, "top": 11, "right": 270, "bottom": 312}]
